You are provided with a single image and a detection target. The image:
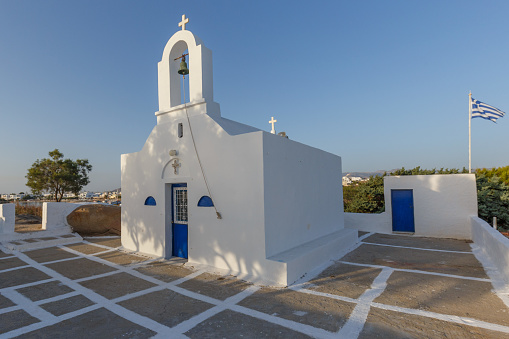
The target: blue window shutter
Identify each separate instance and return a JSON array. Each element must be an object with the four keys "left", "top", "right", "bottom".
[
  {"left": 197, "top": 196, "right": 214, "bottom": 207},
  {"left": 144, "top": 196, "right": 156, "bottom": 206}
]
